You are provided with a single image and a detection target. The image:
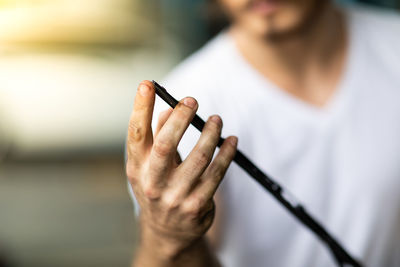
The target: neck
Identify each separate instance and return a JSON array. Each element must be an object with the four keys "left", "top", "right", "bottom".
[{"left": 229, "top": 4, "right": 348, "bottom": 107}]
